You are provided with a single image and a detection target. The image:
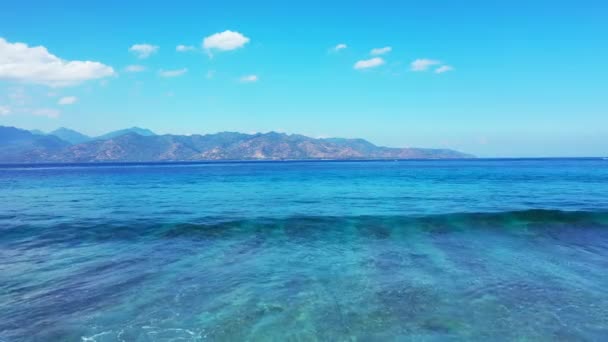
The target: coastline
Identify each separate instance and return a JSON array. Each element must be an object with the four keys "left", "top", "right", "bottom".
[{"left": 2, "top": 156, "right": 607, "bottom": 168}]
